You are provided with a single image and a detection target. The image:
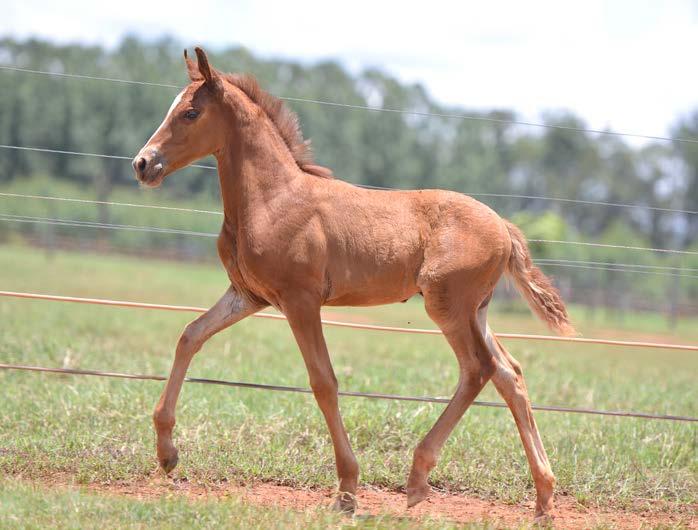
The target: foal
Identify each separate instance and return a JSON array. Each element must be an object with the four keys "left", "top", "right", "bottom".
[{"left": 133, "top": 48, "right": 574, "bottom": 521}]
